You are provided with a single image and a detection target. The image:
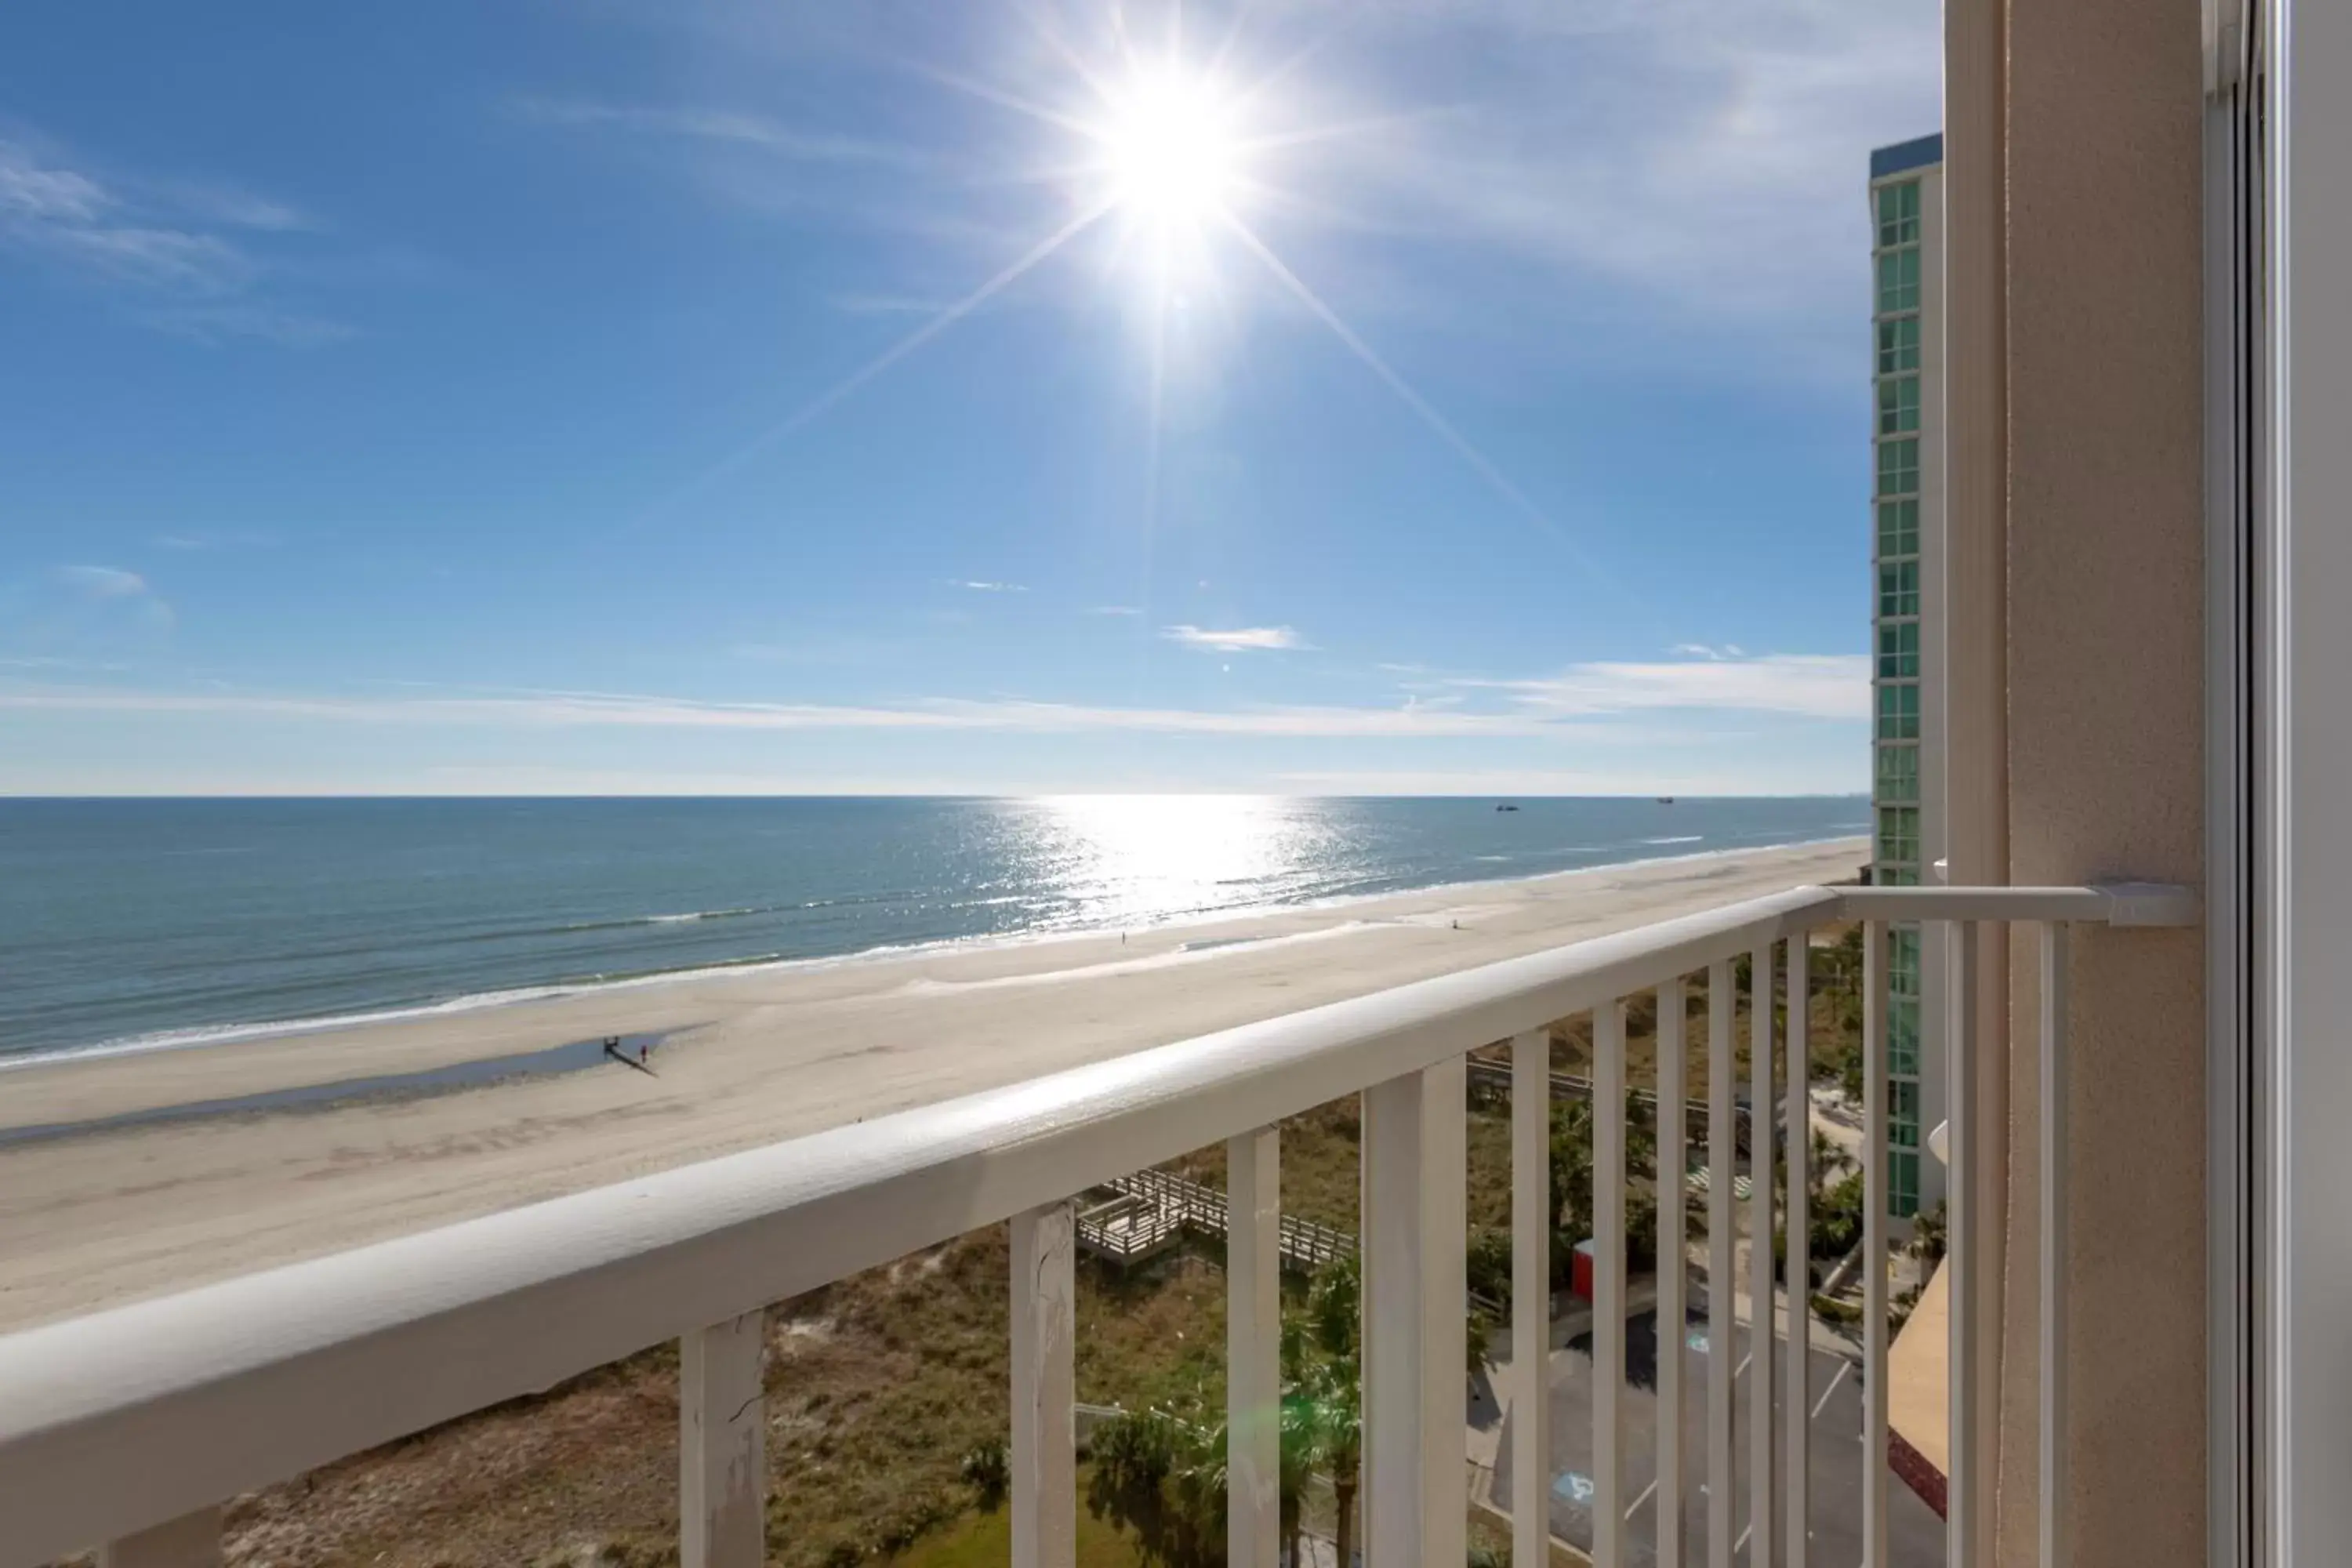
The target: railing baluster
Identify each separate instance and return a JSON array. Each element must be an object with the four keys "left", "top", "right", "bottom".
[
  {"left": 2038, "top": 923, "right": 2071, "bottom": 1568},
  {"left": 680, "top": 1312, "right": 765, "bottom": 1568},
  {"left": 1512, "top": 1027, "right": 1555, "bottom": 1568},
  {"left": 1707, "top": 960, "right": 1737, "bottom": 1568},
  {"left": 1657, "top": 979, "right": 1687, "bottom": 1568},
  {"left": 1749, "top": 941, "right": 1778, "bottom": 1567},
  {"left": 1947, "top": 922, "right": 1980, "bottom": 1568},
  {"left": 1363, "top": 1059, "right": 1468, "bottom": 1568},
  {"left": 1862, "top": 921, "right": 1889, "bottom": 1568},
  {"left": 1011, "top": 1200, "right": 1076, "bottom": 1568},
  {"left": 1595, "top": 1001, "right": 1628, "bottom": 1568},
  {"left": 100, "top": 1509, "right": 220, "bottom": 1568},
  {"left": 1785, "top": 933, "right": 1810, "bottom": 1568},
  {"left": 1227, "top": 1127, "right": 1281, "bottom": 1568}
]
